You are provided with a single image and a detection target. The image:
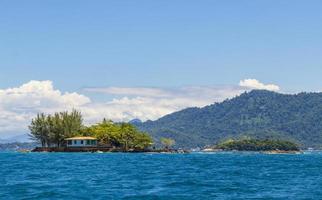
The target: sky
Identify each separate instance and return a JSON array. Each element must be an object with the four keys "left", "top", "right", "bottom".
[{"left": 0, "top": 0, "right": 322, "bottom": 140}]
